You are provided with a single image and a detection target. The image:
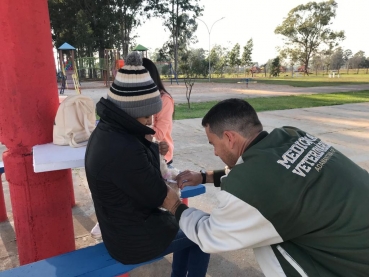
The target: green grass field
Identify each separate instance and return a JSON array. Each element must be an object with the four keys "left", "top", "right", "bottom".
[
  {"left": 254, "top": 74, "right": 369, "bottom": 87},
  {"left": 174, "top": 91, "right": 369, "bottom": 120}
]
